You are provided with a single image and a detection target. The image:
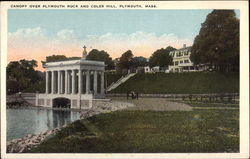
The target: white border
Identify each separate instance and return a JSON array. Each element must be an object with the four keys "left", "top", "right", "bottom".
[{"left": 1, "top": 1, "right": 249, "bottom": 159}]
